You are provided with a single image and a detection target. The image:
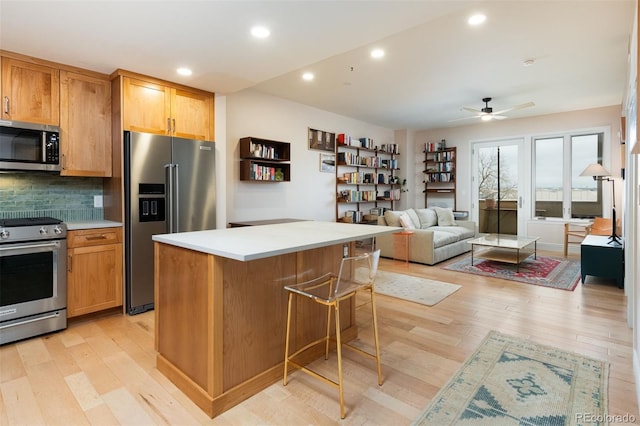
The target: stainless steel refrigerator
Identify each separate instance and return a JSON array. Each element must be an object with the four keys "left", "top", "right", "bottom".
[{"left": 124, "top": 131, "right": 216, "bottom": 314}]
